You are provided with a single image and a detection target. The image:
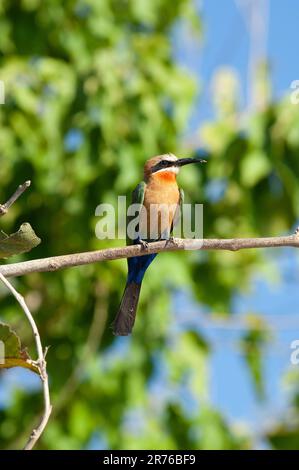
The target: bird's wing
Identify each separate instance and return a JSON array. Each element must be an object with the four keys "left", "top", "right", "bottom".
[
  {"left": 127, "top": 181, "right": 146, "bottom": 245},
  {"left": 171, "top": 188, "right": 184, "bottom": 235},
  {"left": 132, "top": 181, "right": 146, "bottom": 205}
]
